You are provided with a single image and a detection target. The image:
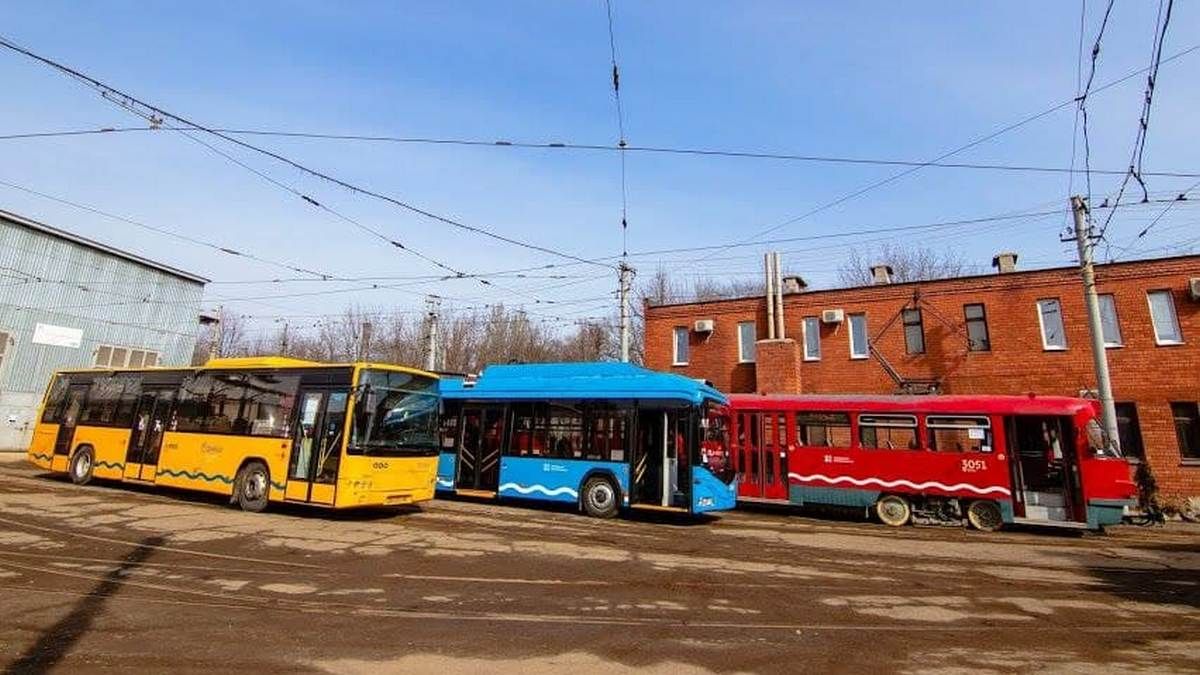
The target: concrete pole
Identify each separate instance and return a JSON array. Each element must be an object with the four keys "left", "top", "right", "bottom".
[
  {"left": 1071, "top": 195, "right": 1121, "bottom": 453},
  {"left": 618, "top": 263, "right": 634, "bottom": 362},
  {"left": 424, "top": 296, "right": 440, "bottom": 371}
]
